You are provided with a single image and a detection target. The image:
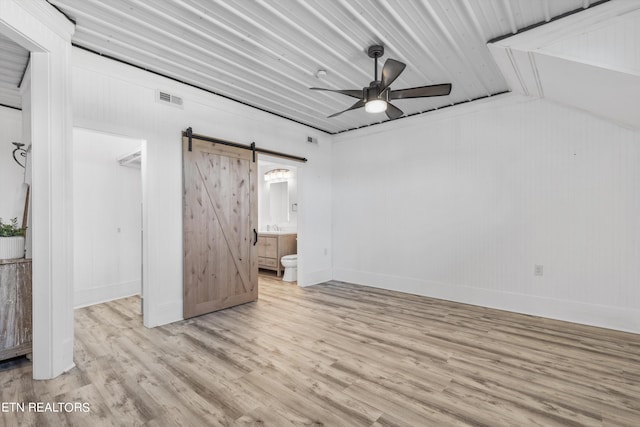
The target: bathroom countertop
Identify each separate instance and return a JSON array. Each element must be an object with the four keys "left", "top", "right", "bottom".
[{"left": 258, "top": 231, "right": 297, "bottom": 236}]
